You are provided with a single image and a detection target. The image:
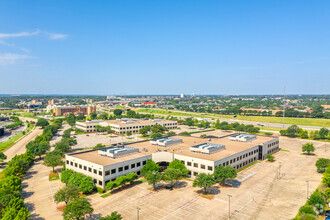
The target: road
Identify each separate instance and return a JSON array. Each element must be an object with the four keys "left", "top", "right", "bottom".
[
  {"left": 136, "top": 109, "right": 329, "bottom": 130},
  {"left": 3, "top": 127, "right": 43, "bottom": 162}
]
